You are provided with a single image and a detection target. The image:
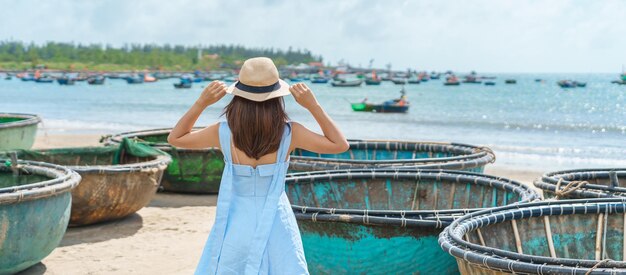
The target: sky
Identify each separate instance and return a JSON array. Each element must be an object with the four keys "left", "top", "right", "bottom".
[{"left": 1, "top": 0, "right": 625, "bottom": 73}]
